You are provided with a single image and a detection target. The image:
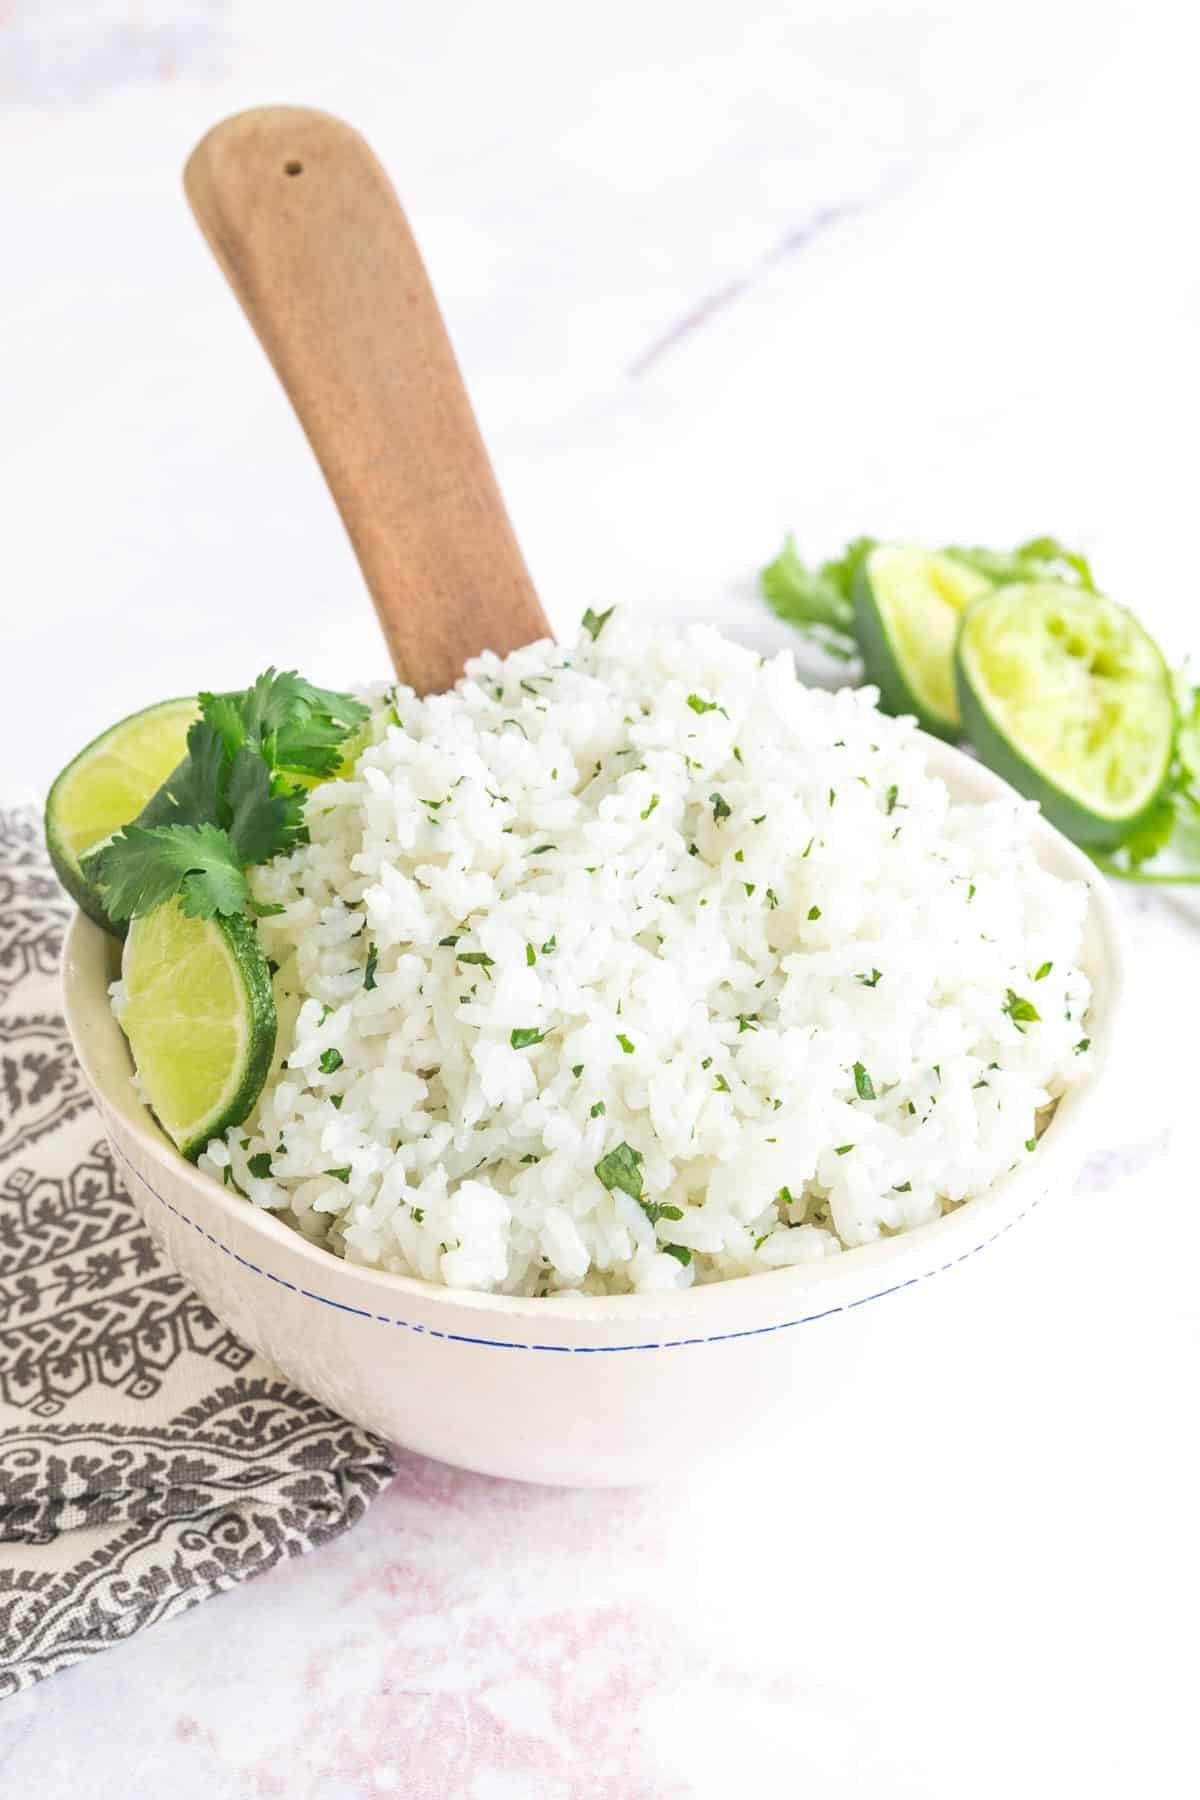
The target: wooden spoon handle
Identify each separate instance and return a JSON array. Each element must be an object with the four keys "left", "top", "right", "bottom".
[{"left": 184, "top": 106, "right": 551, "bottom": 694}]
